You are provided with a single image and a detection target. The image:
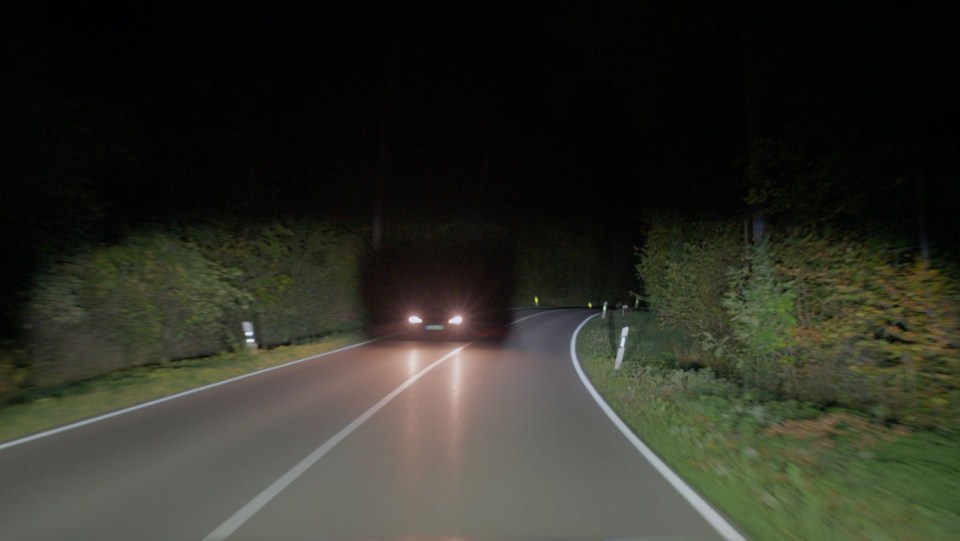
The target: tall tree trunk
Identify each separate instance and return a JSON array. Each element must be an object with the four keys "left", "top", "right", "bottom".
[
  {"left": 739, "top": 1, "right": 767, "bottom": 243},
  {"left": 912, "top": 47, "right": 930, "bottom": 261},
  {"left": 373, "top": 8, "right": 400, "bottom": 252}
]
